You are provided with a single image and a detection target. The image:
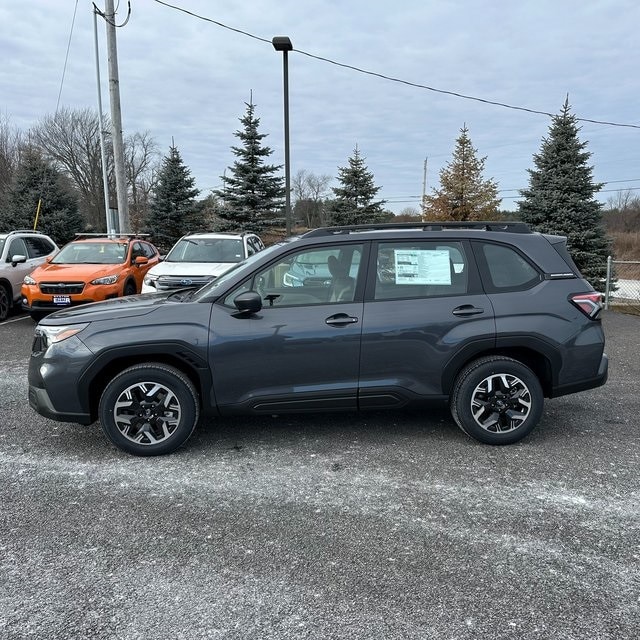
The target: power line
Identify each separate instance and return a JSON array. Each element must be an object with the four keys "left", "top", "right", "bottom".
[
  {"left": 153, "top": 0, "right": 640, "bottom": 131},
  {"left": 56, "top": 0, "right": 79, "bottom": 114}
]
